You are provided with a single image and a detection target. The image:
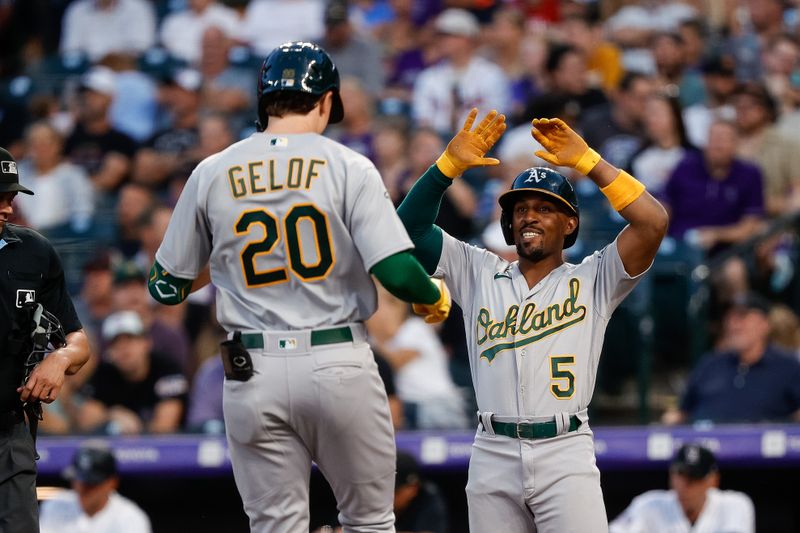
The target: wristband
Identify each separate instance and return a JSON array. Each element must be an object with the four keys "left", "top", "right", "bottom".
[
  {"left": 575, "top": 148, "right": 601, "bottom": 175},
  {"left": 600, "top": 170, "right": 646, "bottom": 212},
  {"left": 435, "top": 152, "right": 462, "bottom": 179}
]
